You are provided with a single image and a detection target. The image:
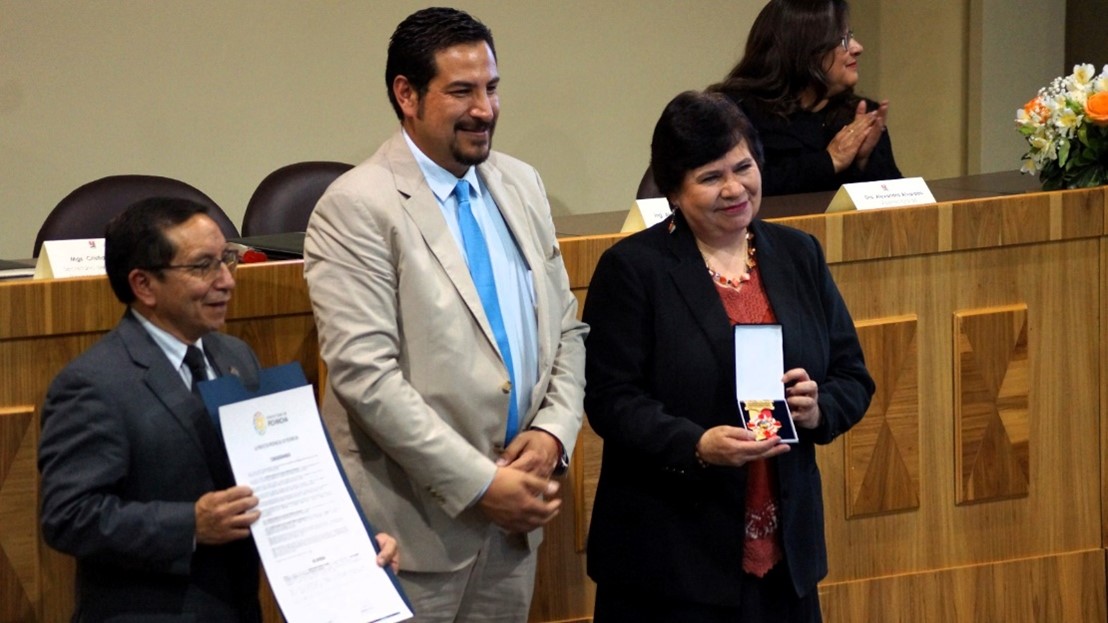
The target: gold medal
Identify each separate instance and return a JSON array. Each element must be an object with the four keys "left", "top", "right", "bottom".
[{"left": 743, "top": 400, "right": 782, "bottom": 441}]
